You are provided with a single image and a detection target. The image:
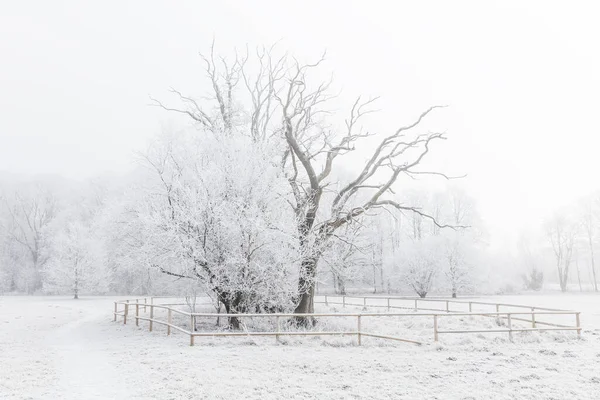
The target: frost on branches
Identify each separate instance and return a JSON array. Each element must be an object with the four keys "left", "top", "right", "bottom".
[
  {"left": 133, "top": 133, "right": 300, "bottom": 328},
  {"left": 151, "top": 44, "right": 456, "bottom": 318},
  {"left": 400, "top": 236, "right": 443, "bottom": 298},
  {"left": 43, "top": 220, "right": 108, "bottom": 299},
  {"left": 320, "top": 220, "right": 371, "bottom": 295},
  {"left": 443, "top": 237, "right": 474, "bottom": 298},
  {"left": 0, "top": 186, "right": 57, "bottom": 294}
]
